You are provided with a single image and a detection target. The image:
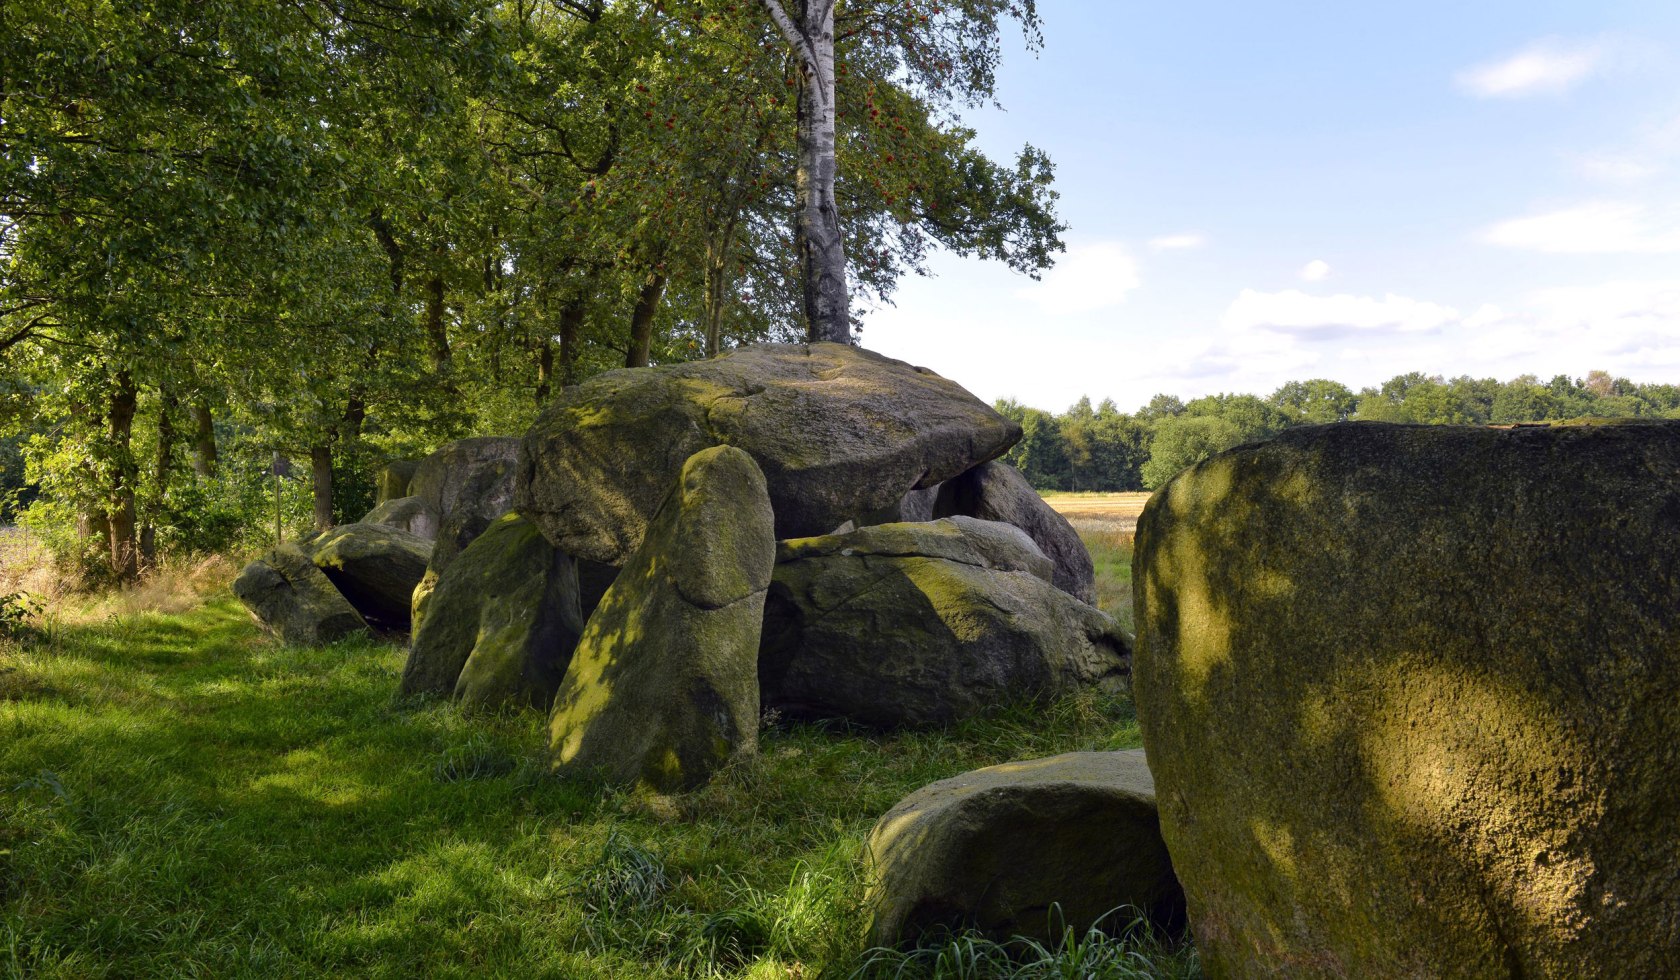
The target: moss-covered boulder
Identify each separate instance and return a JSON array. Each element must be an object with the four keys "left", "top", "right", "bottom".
[
  {"left": 934, "top": 460, "right": 1096, "bottom": 604},
  {"left": 761, "top": 517, "right": 1129, "bottom": 729},
  {"left": 400, "top": 513, "right": 584, "bottom": 710},
  {"left": 1133, "top": 421, "right": 1680, "bottom": 979},
  {"left": 548, "top": 446, "right": 774, "bottom": 792},
  {"left": 410, "top": 436, "right": 518, "bottom": 530},
  {"left": 515, "top": 342, "right": 1020, "bottom": 564},
  {"left": 309, "top": 523, "right": 431, "bottom": 630},
  {"left": 868, "top": 750, "right": 1184, "bottom": 947},
  {"left": 408, "top": 448, "right": 525, "bottom": 631},
  {"left": 375, "top": 458, "right": 422, "bottom": 504},
  {"left": 361, "top": 495, "right": 436, "bottom": 539},
  {"left": 233, "top": 543, "right": 369, "bottom": 646}
]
